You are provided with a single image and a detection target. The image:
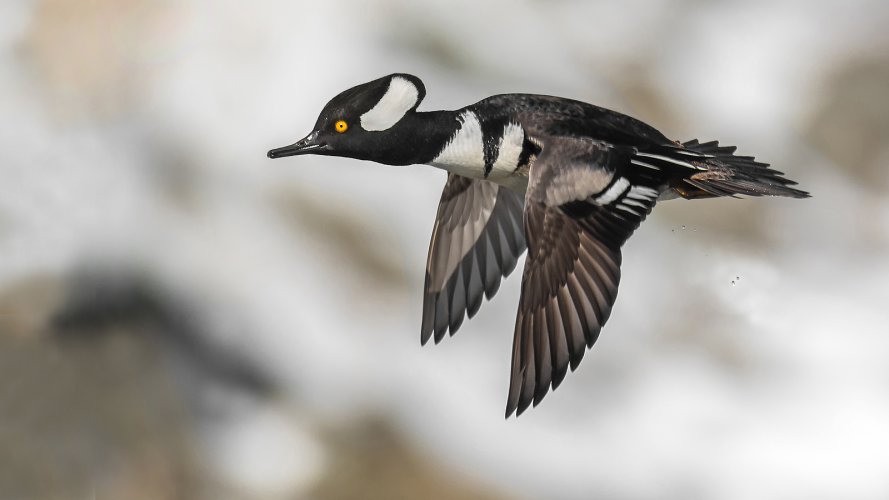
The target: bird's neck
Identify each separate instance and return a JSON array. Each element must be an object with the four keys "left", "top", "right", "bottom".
[
  {"left": 363, "top": 108, "right": 521, "bottom": 188},
  {"left": 364, "top": 110, "right": 461, "bottom": 166}
]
